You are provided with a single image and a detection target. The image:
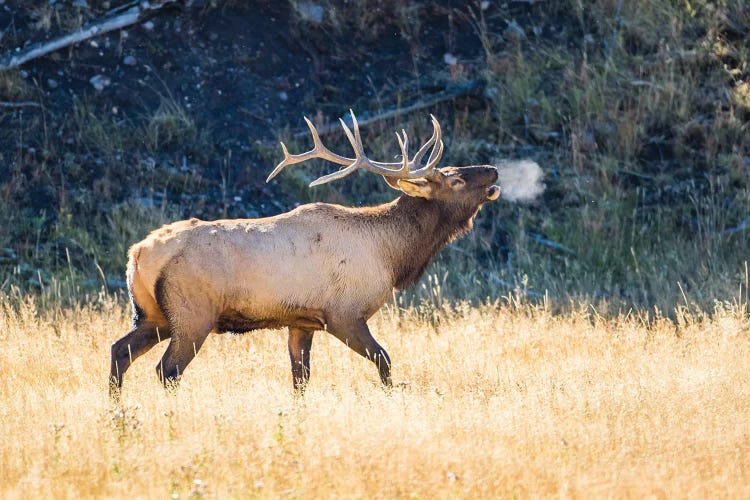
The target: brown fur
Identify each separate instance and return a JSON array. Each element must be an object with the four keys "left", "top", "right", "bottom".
[{"left": 109, "top": 165, "right": 500, "bottom": 396}]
